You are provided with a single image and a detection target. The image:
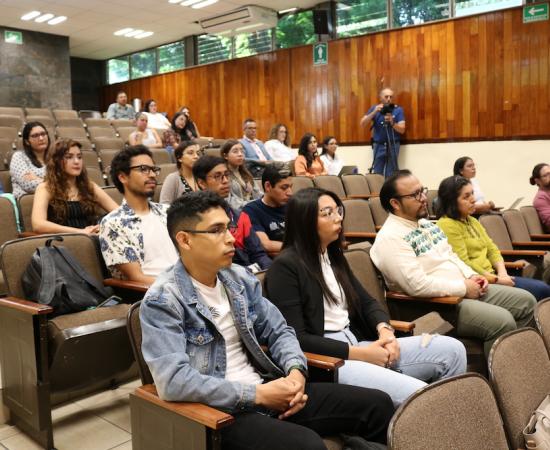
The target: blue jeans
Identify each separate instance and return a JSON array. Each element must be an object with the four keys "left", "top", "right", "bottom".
[
  {"left": 372, "top": 141, "right": 400, "bottom": 177},
  {"left": 324, "top": 328, "right": 466, "bottom": 406},
  {"left": 513, "top": 276, "right": 550, "bottom": 301}
]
